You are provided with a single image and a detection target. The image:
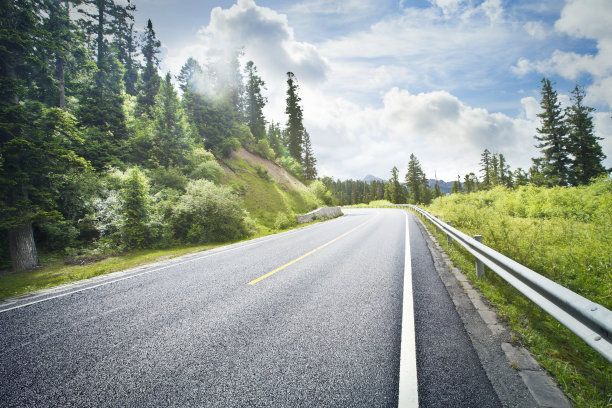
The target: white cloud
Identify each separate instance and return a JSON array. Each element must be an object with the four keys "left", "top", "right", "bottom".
[
  {"left": 162, "top": 0, "right": 329, "bottom": 85},
  {"left": 518, "top": 0, "right": 612, "bottom": 107},
  {"left": 524, "top": 21, "right": 548, "bottom": 40},
  {"left": 511, "top": 57, "right": 533, "bottom": 76},
  {"left": 306, "top": 88, "right": 539, "bottom": 180}
]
